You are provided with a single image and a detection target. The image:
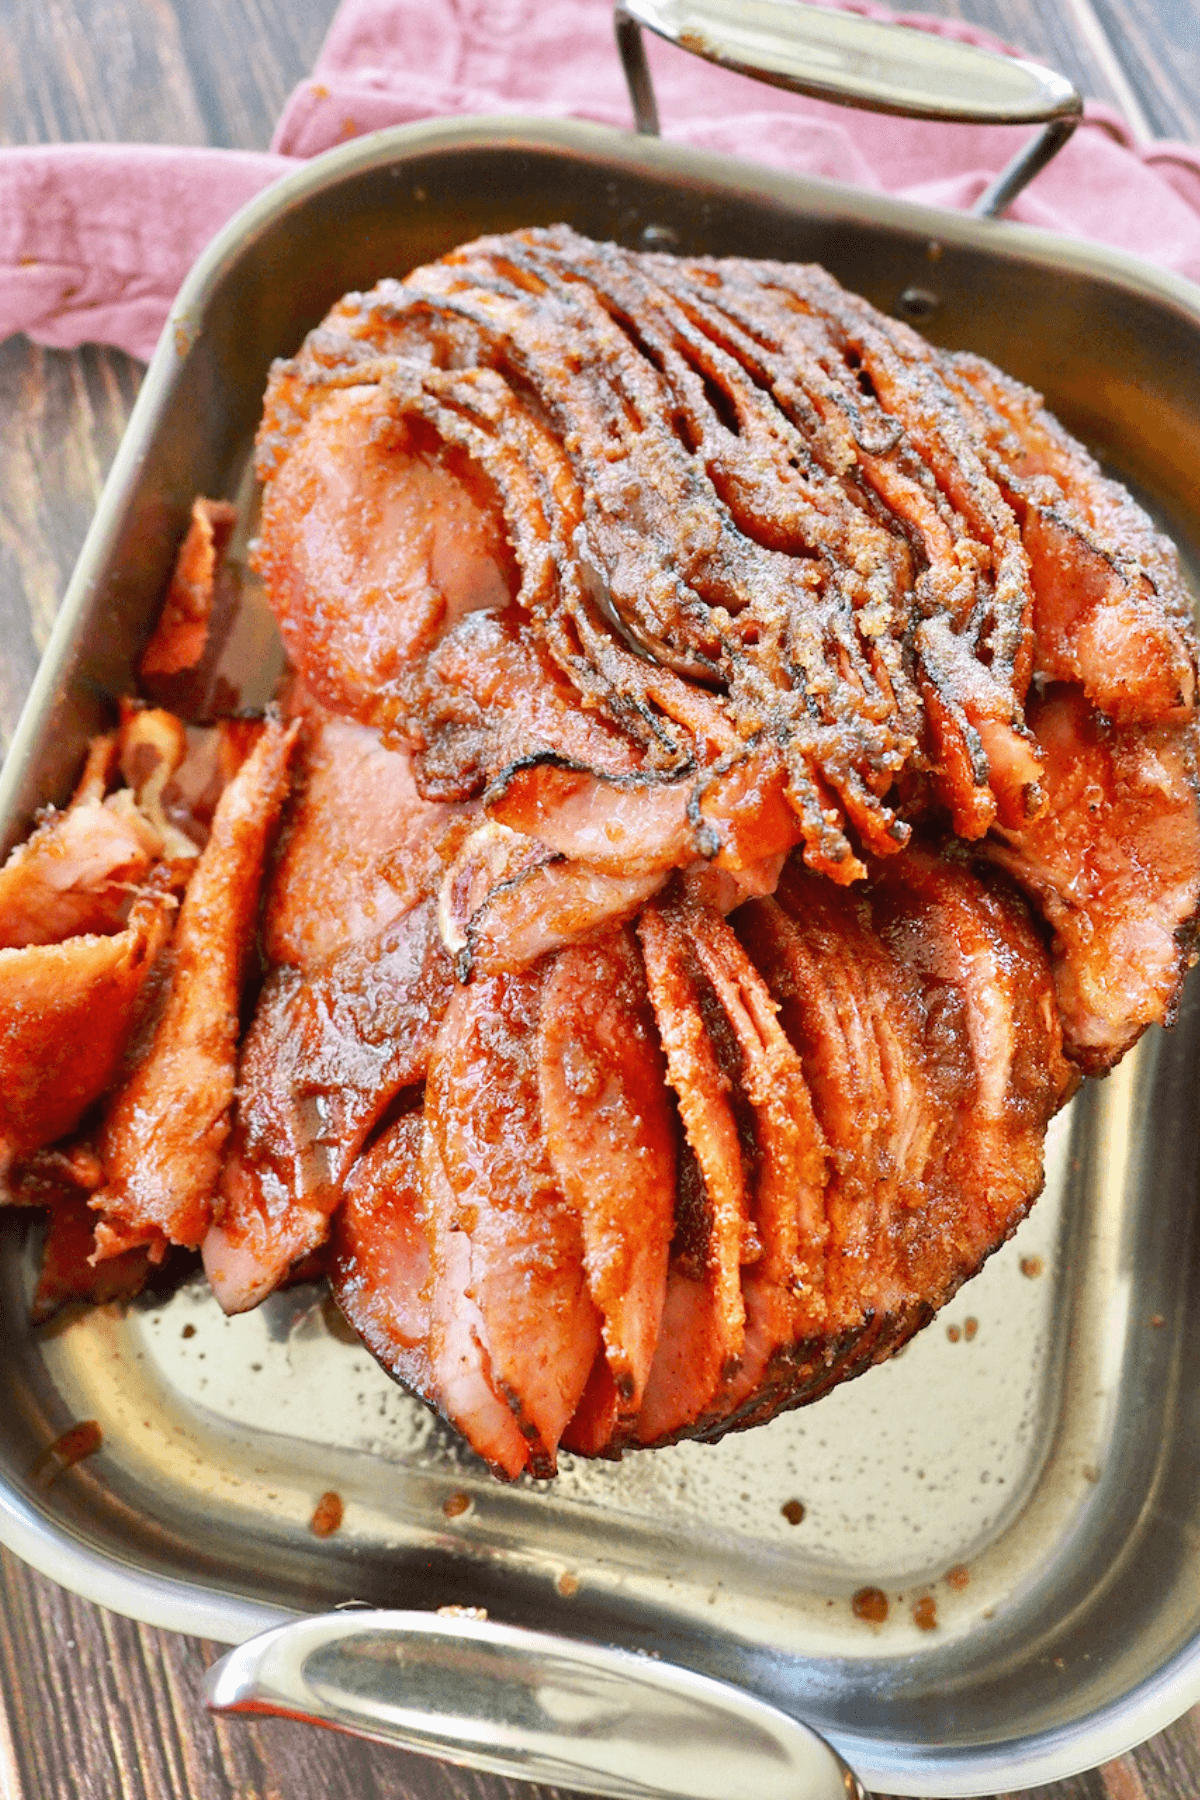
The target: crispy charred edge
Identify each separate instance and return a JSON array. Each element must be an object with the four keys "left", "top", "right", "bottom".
[
  {"left": 637, "top": 895, "right": 750, "bottom": 1372},
  {"left": 691, "top": 1183, "right": 1043, "bottom": 1445},
  {"left": 623, "top": 843, "right": 1070, "bottom": 1453},
  {"left": 442, "top": 834, "right": 556, "bottom": 984},
  {"left": 481, "top": 748, "right": 703, "bottom": 864},
  {"left": 482, "top": 747, "right": 697, "bottom": 807},
  {"left": 1149, "top": 716, "right": 1200, "bottom": 1037}
]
